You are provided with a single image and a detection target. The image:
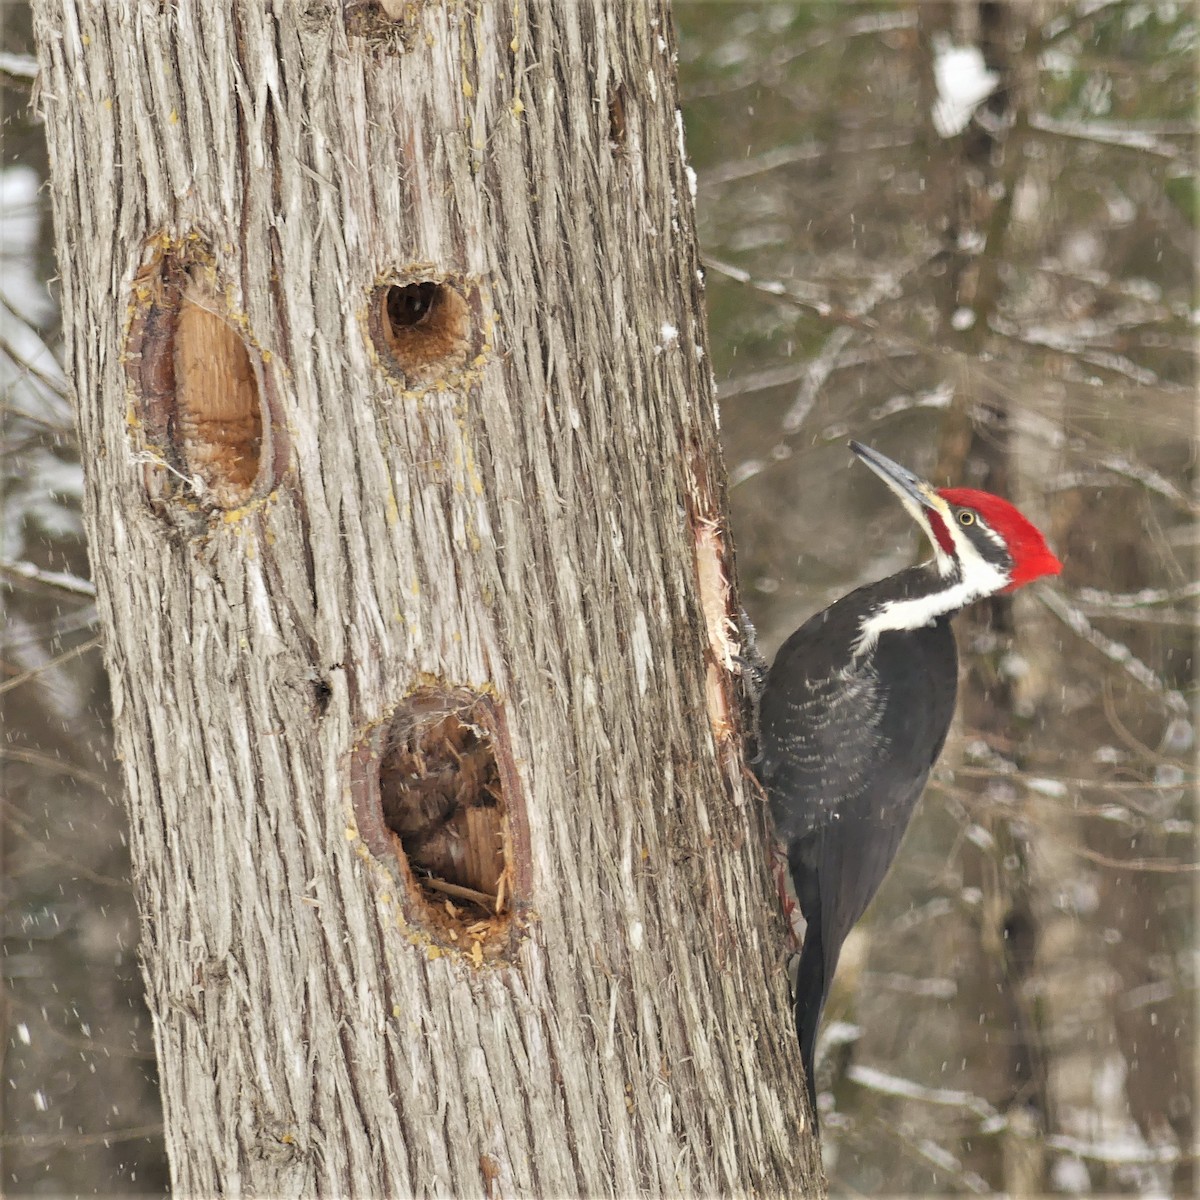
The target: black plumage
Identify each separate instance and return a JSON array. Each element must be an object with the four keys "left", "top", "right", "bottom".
[
  {"left": 758, "top": 569, "right": 958, "bottom": 1117},
  {"left": 756, "top": 441, "right": 1061, "bottom": 1123}
]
